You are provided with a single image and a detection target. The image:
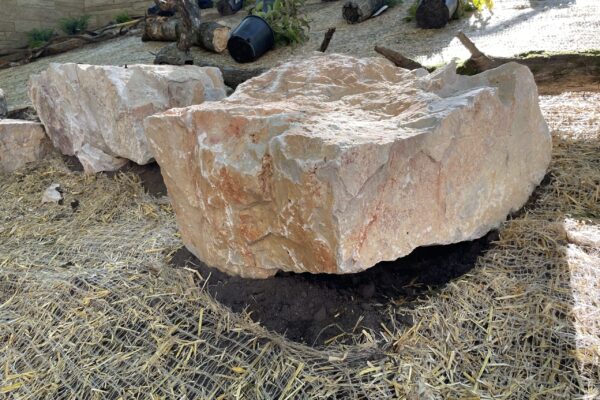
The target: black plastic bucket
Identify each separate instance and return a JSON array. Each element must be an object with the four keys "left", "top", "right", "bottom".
[
  {"left": 416, "top": 0, "right": 458, "bottom": 29},
  {"left": 228, "top": 15, "right": 275, "bottom": 63}
]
